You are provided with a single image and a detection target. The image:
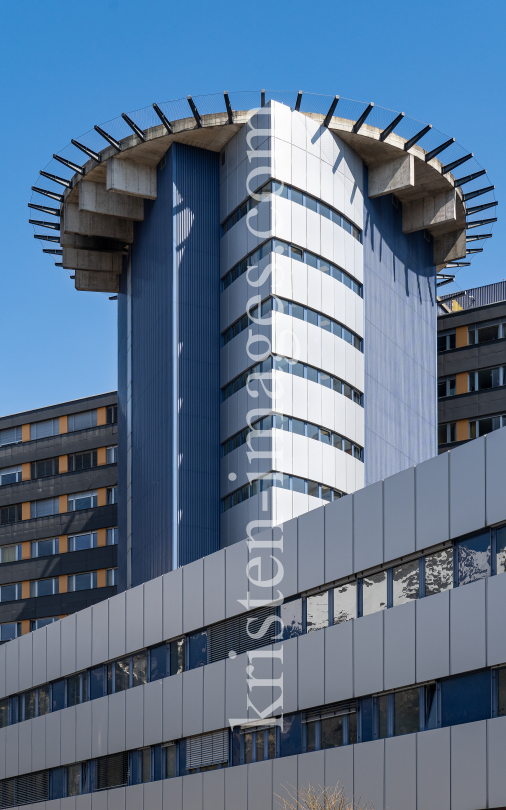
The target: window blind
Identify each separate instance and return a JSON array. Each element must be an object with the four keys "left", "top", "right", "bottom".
[
  {"left": 30, "top": 498, "right": 59, "bottom": 519},
  {"left": 0, "top": 427, "right": 22, "bottom": 447},
  {"left": 208, "top": 605, "right": 278, "bottom": 663},
  {"left": 30, "top": 419, "right": 59, "bottom": 440},
  {"left": 96, "top": 752, "right": 129, "bottom": 791},
  {"left": 186, "top": 730, "right": 229, "bottom": 770},
  {"left": 68, "top": 410, "right": 97, "bottom": 432}
]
